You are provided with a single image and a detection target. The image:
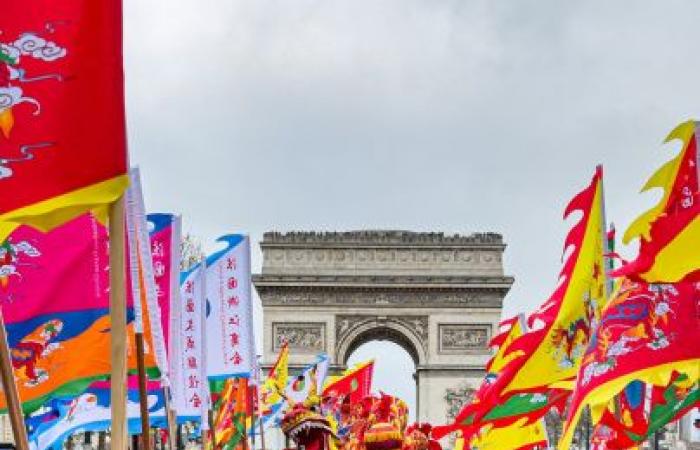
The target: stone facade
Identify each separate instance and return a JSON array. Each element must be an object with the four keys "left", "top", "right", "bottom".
[{"left": 254, "top": 230, "right": 512, "bottom": 432}]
